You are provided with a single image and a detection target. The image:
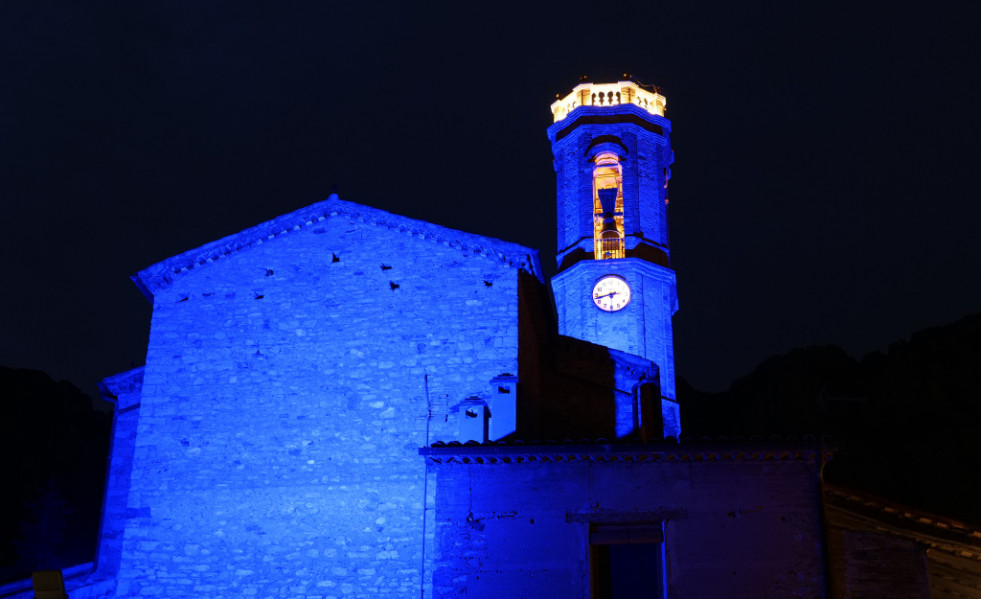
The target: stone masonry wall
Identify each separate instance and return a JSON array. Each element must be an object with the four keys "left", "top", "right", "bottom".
[
  {"left": 428, "top": 445, "right": 827, "bottom": 599},
  {"left": 114, "top": 211, "right": 525, "bottom": 598}
]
